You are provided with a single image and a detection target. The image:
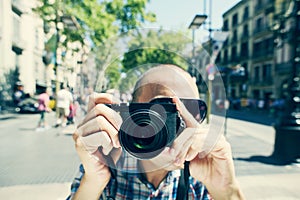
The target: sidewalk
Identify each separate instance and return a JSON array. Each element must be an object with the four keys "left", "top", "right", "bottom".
[
  {"left": 0, "top": 183, "right": 71, "bottom": 200},
  {"left": 226, "top": 117, "right": 300, "bottom": 200}
]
